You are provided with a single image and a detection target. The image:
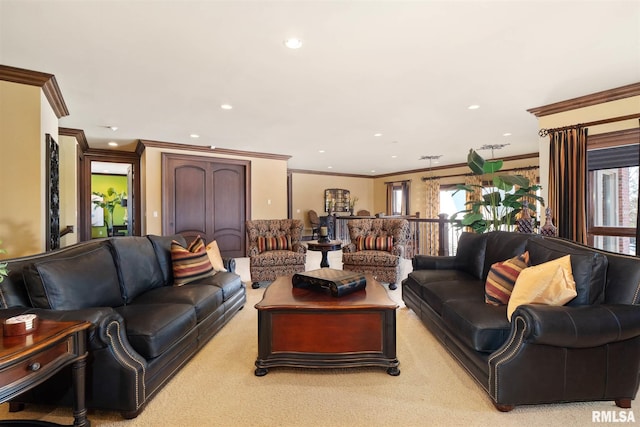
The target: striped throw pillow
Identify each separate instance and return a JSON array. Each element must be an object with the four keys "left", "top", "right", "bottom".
[
  {"left": 257, "top": 236, "right": 291, "bottom": 253},
  {"left": 356, "top": 236, "right": 394, "bottom": 252},
  {"left": 485, "top": 251, "right": 530, "bottom": 305},
  {"left": 171, "top": 236, "right": 215, "bottom": 286}
]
